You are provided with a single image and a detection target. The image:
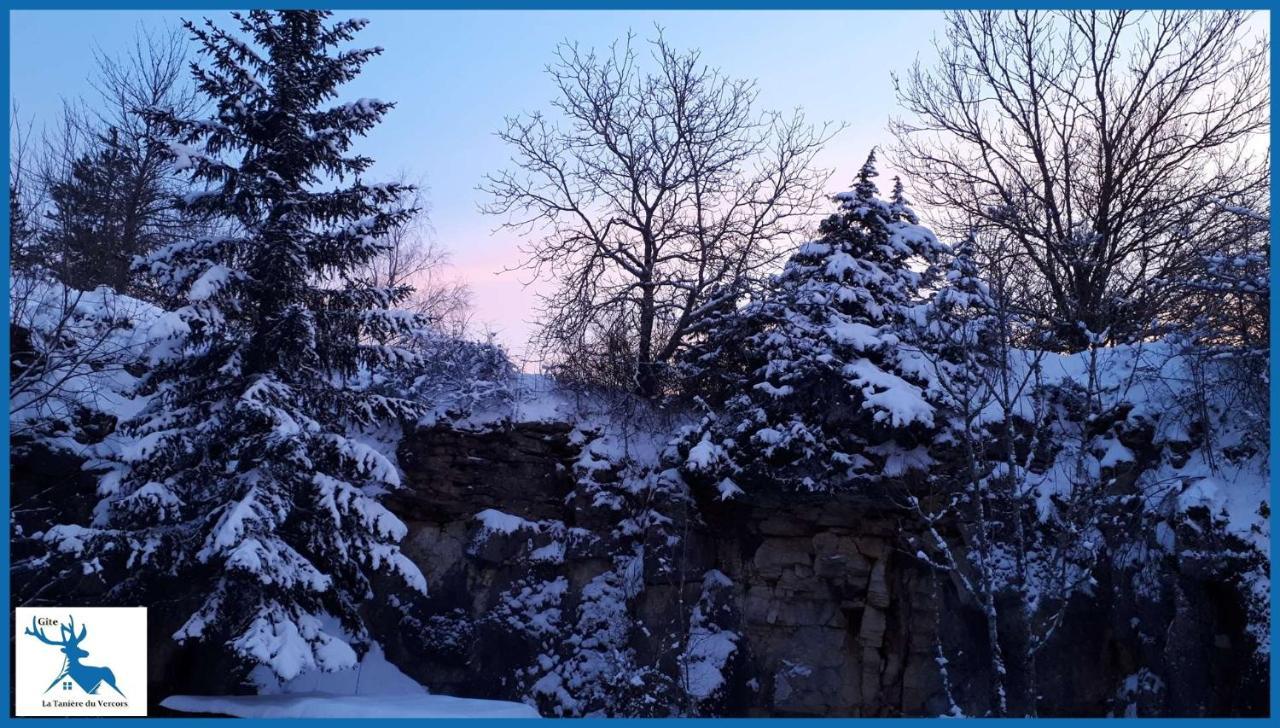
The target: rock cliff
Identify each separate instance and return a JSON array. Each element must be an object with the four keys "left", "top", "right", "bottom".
[{"left": 368, "top": 420, "right": 1266, "bottom": 717}]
